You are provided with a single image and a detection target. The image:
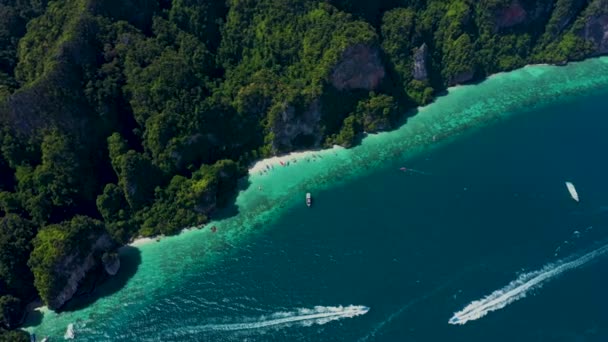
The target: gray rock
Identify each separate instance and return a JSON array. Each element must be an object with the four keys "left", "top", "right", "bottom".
[
  {"left": 413, "top": 43, "right": 429, "bottom": 81},
  {"left": 495, "top": 0, "right": 527, "bottom": 29},
  {"left": 270, "top": 99, "right": 322, "bottom": 154},
  {"left": 330, "top": 44, "right": 385, "bottom": 91},
  {"left": 554, "top": 0, "right": 586, "bottom": 36},
  {"left": 448, "top": 70, "right": 475, "bottom": 86},
  {"left": 48, "top": 234, "right": 114, "bottom": 310},
  {"left": 102, "top": 252, "right": 121, "bottom": 276},
  {"left": 581, "top": 0, "right": 608, "bottom": 55}
]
